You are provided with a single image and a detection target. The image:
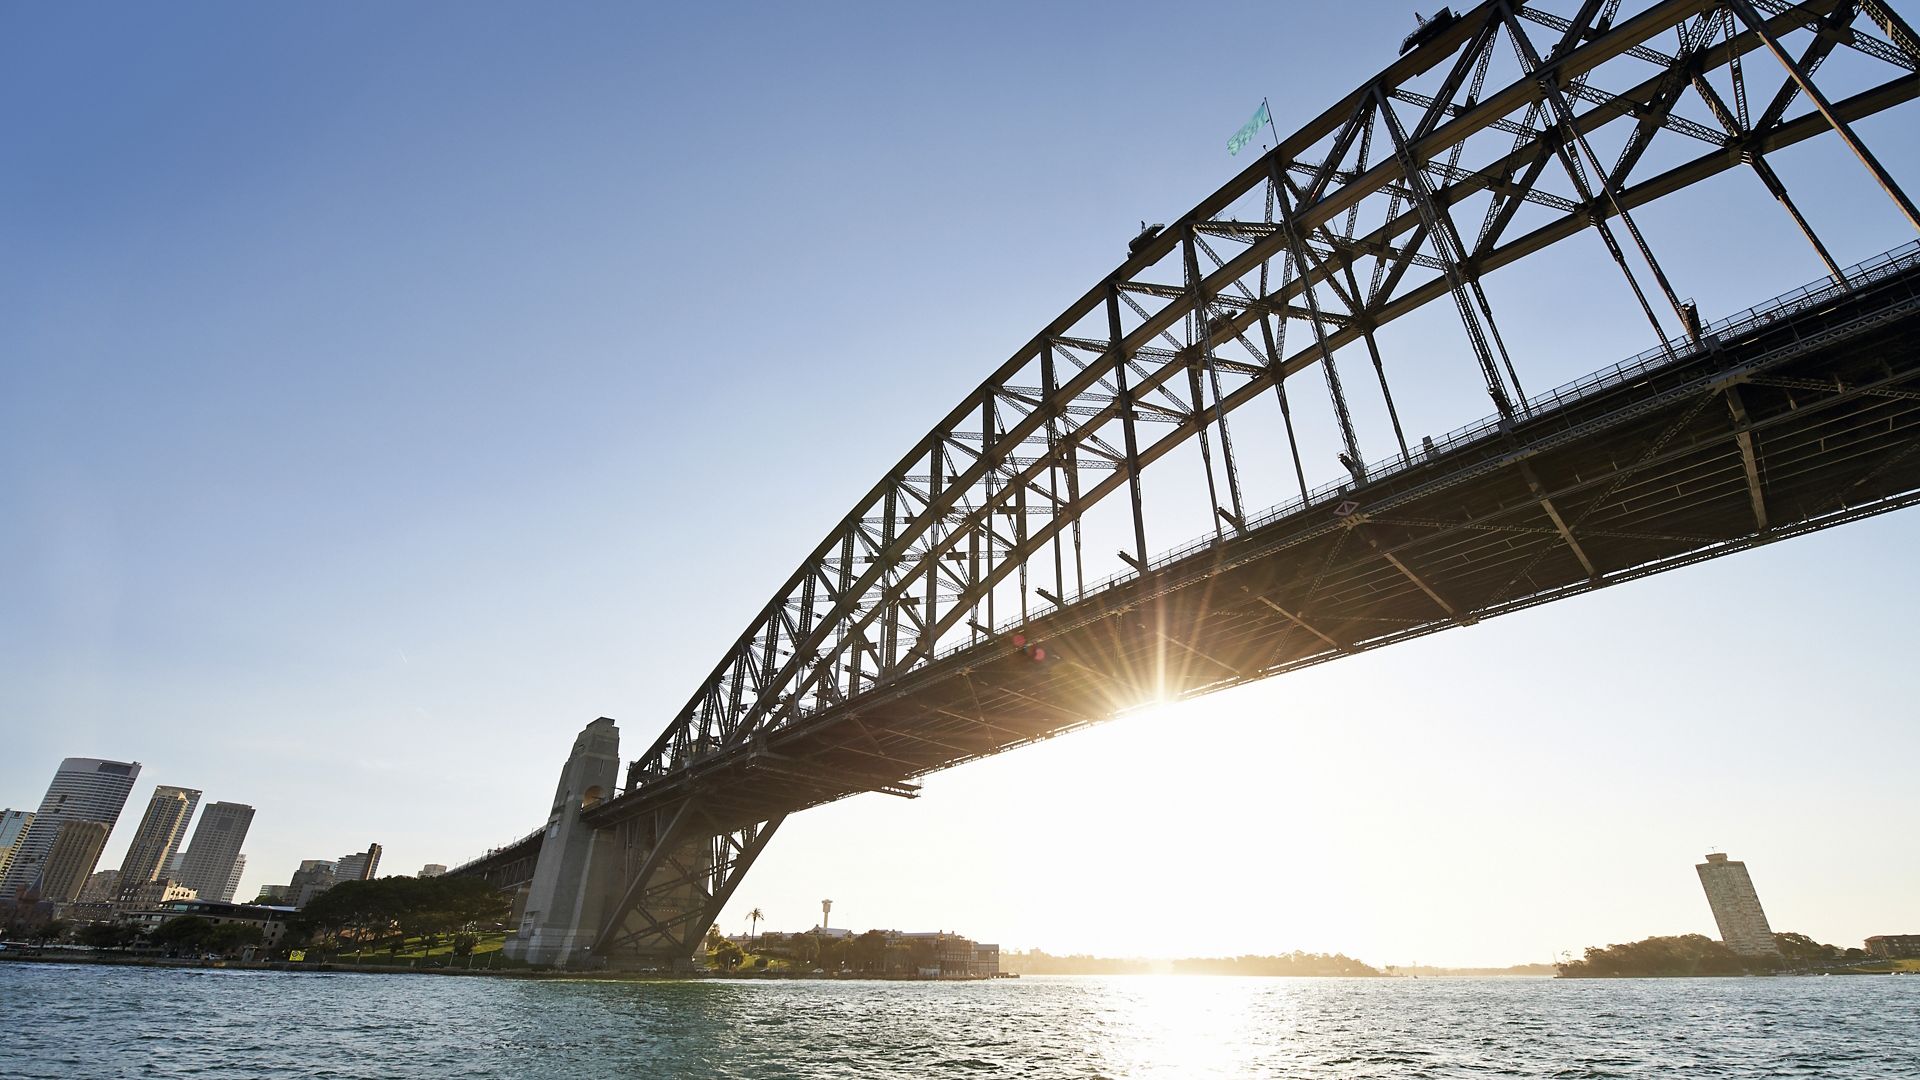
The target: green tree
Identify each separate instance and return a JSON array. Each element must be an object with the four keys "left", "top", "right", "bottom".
[
  {"left": 151, "top": 916, "right": 215, "bottom": 955},
  {"left": 436, "top": 876, "right": 511, "bottom": 932},
  {"left": 294, "top": 876, "right": 509, "bottom": 962},
  {"left": 1773, "top": 932, "right": 1839, "bottom": 966},
  {"left": 747, "top": 907, "right": 764, "bottom": 947},
  {"left": 29, "top": 919, "right": 70, "bottom": 946},
  {"left": 207, "top": 922, "right": 264, "bottom": 957},
  {"left": 851, "top": 930, "right": 889, "bottom": 973},
  {"left": 76, "top": 923, "right": 137, "bottom": 950},
  {"left": 902, "top": 935, "right": 939, "bottom": 974},
  {"left": 1556, "top": 934, "right": 1765, "bottom": 977}
]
